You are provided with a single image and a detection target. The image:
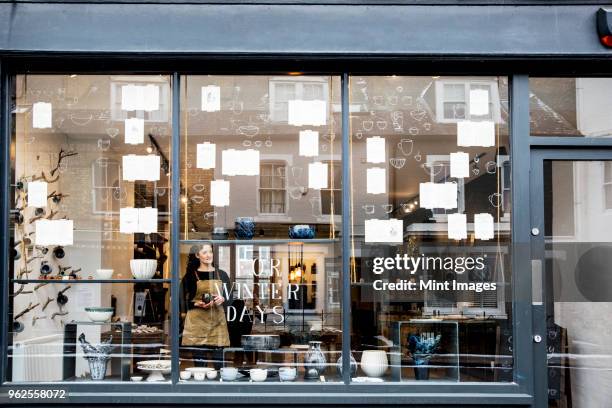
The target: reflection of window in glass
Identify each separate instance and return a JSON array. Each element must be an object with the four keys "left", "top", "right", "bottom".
[
  {"left": 603, "top": 162, "right": 612, "bottom": 210},
  {"left": 259, "top": 162, "right": 287, "bottom": 215},
  {"left": 110, "top": 76, "right": 171, "bottom": 122},
  {"left": 91, "top": 159, "right": 121, "bottom": 215},
  {"left": 321, "top": 160, "right": 342, "bottom": 216},
  {"left": 425, "top": 155, "right": 465, "bottom": 219},
  {"left": 269, "top": 77, "right": 328, "bottom": 122},
  {"left": 435, "top": 80, "right": 501, "bottom": 123}
]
